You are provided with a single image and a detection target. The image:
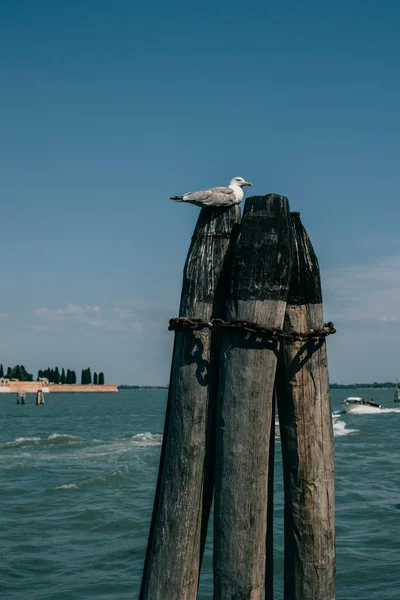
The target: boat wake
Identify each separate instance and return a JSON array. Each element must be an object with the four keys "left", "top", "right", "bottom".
[
  {"left": 342, "top": 406, "right": 400, "bottom": 415},
  {"left": 275, "top": 414, "right": 358, "bottom": 438},
  {"left": 332, "top": 412, "right": 359, "bottom": 437}
]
